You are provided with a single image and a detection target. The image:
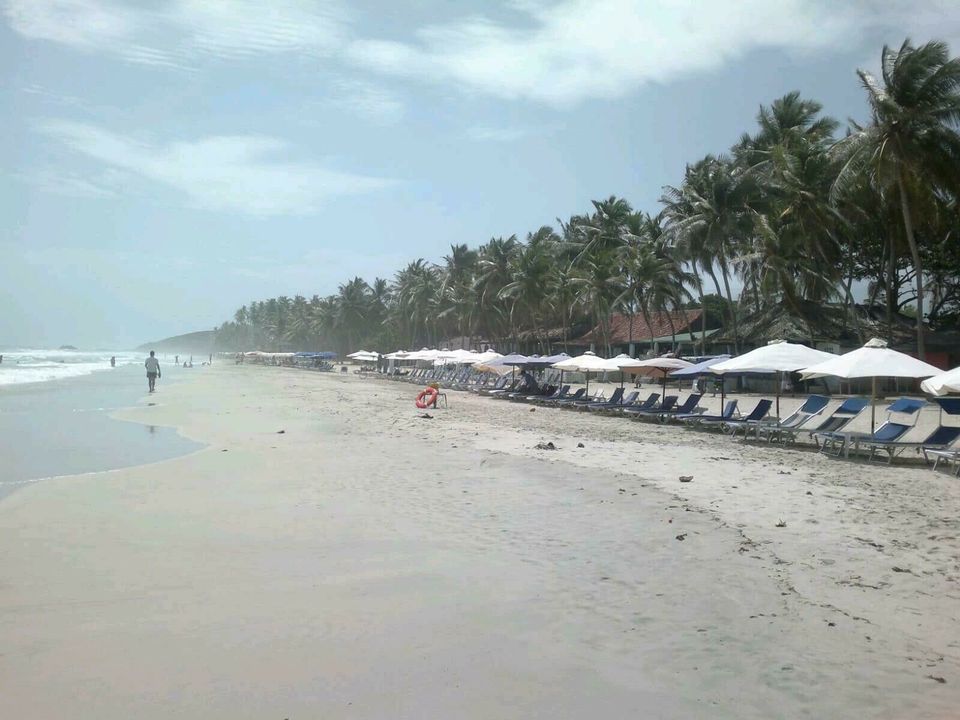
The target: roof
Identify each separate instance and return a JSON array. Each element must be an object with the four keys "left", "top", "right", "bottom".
[
  {"left": 577, "top": 309, "right": 704, "bottom": 345},
  {"left": 712, "top": 301, "right": 933, "bottom": 349}
]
